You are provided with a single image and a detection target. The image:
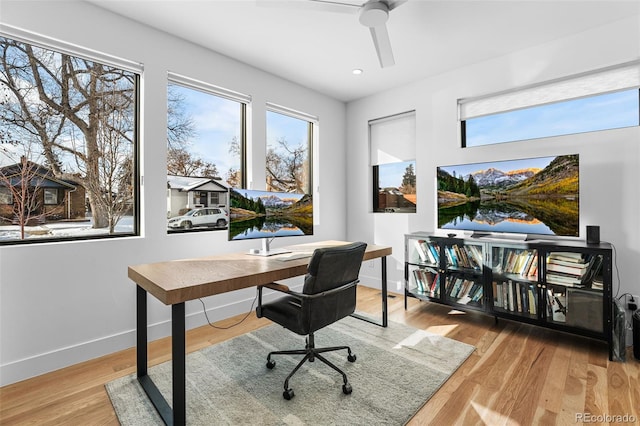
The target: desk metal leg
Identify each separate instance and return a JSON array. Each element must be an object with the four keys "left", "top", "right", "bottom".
[
  {"left": 136, "top": 285, "right": 186, "bottom": 426},
  {"left": 381, "top": 256, "right": 388, "bottom": 327},
  {"left": 172, "top": 302, "right": 186, "bottom": 425},
  {"left": 137, "top": 285, "right": 147, "bottom": 378},
  {"left": 351, "top": 256, "right": 388, "bottom": 327}
]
